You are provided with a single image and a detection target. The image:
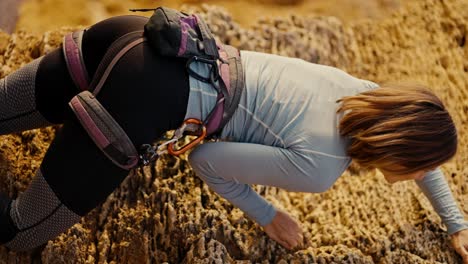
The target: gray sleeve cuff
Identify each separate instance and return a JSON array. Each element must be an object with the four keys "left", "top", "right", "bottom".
[
  {"left": 256, "top": 203, "right": 277, "bottom": 226},
  {"left": 222, "top": 184, "right": 277, "bottom": 226},
  {"left": 447, "top": 221, "right": 468, "bottom": 235},
  {"left": 416, "top": 168, "right": 467, "bottom": 235}
]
